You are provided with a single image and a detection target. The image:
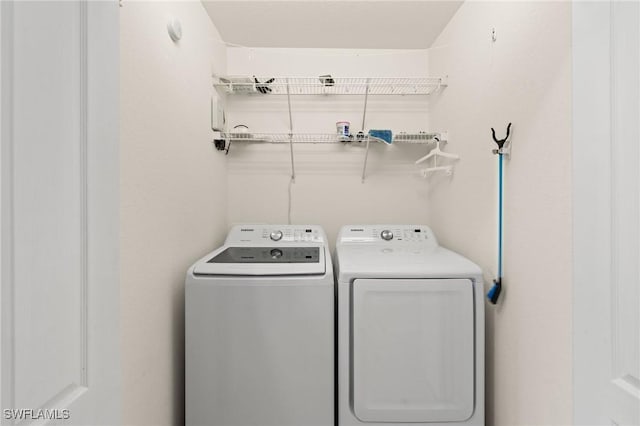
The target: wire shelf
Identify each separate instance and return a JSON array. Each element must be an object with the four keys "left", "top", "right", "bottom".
[
  {"left": 214, "top": 76, "right": 445, "bottom": 96},
  {"left": 393, "top": 132, "right": 443, "bottom": 143},
  {"left": 220, "top": 132, "right": 442, "bottom": 144}
]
